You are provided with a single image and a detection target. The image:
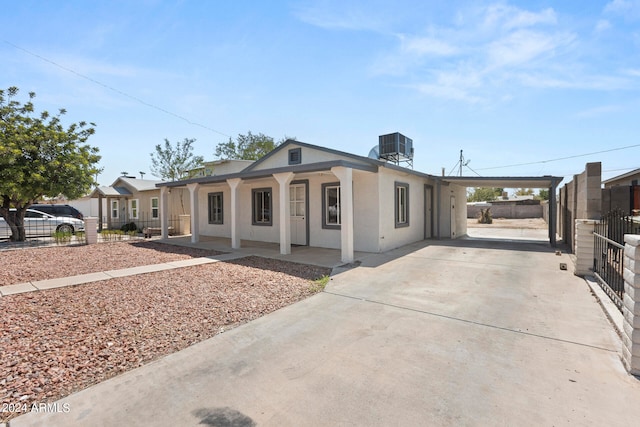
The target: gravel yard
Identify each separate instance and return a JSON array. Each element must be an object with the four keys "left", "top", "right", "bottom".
[
  {"left": 0, "top": 250, "right": 330, "bottom": 423},
  {"left": 0, "top": 241, "right": 224, "bottom": 286}
]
